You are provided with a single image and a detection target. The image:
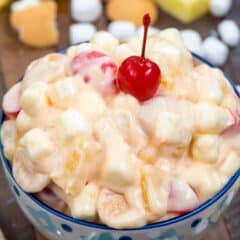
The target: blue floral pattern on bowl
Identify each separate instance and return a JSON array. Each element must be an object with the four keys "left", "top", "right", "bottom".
[
  {"left": 26, "top": 205, "right": 58, "bottom": 234},
  {"left": 151, "top": 229, "right": 184, "bottom": 240},
  {"left": 80, "top": 232, "right": 115, "bottom": 240}
]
